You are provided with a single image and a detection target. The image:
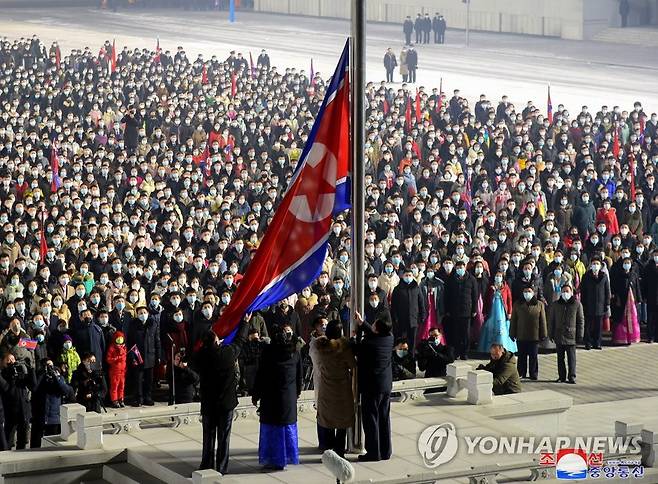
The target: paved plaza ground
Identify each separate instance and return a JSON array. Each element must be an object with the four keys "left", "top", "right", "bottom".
[{"left": 1, "top": 7, "right": 658, "bottom": 114}]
